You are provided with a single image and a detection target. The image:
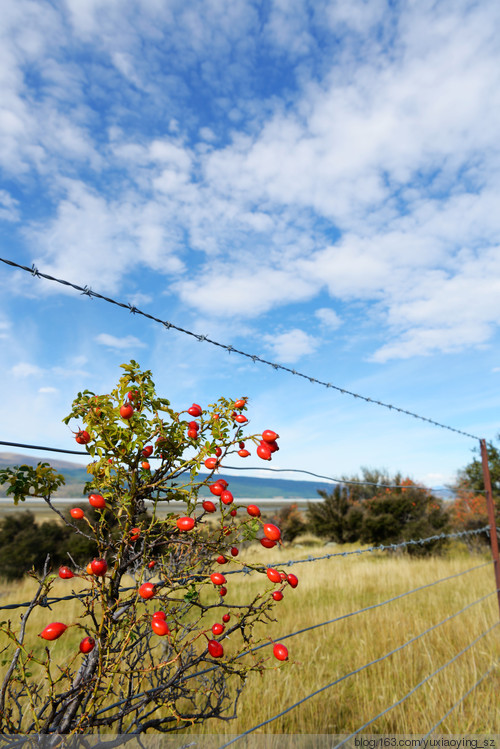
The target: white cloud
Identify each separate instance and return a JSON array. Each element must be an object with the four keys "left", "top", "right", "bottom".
[
  {"left": 96, "top": 333, "right": 147, "bottom": 350},
  {"left": 39, "top": 386, "right": 58, "bottom": 394},
  {"left": 199, "top": 127, "right": 216, "bottom": 142},
  {"left": 262, "top": 328, "right": 319, "bottom": 363},
  {"left": 3, "top": 0, "right": 500, "bottom": 366},
  {"left": 174, "top": 265, "right": 317, "bottom": 317},
  {"left": 26, "top": 179, "right": 185, "bottom": 293},
  {"left": 0, "top": 320, "right": 11, "bottom": 340},
  {"left": 315, "top": 308, "right": 342, "bottom": 330},
  {"left": 11, "top": 362, "right": 43, "bottom": 377},
  {"left": 127, "top": 292, "right": 153, "bottom": 307},
  {"left": 0, "top": 190, "right": 19, "bottom": 222}
]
